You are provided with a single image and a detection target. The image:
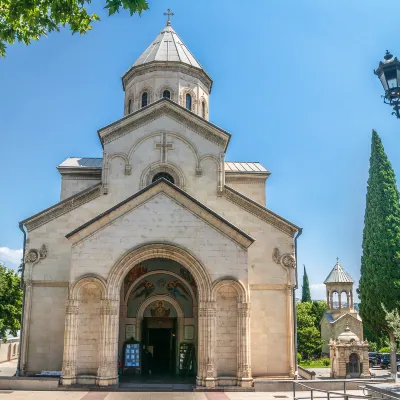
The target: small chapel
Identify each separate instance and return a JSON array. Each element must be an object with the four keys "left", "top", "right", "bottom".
[
  {"left": 320, "top": 259, "right": 363, "bottom": 354},
  {"left": 18, "top": 11, "right": 301, "bottom": 388}
]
